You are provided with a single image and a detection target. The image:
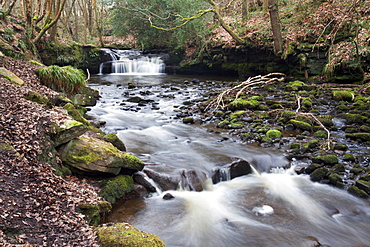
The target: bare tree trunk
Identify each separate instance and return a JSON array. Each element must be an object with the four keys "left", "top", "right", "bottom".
[
  {"left": 268, "top": 0, "right": 283, "bottom": 53},
  {"left": 242, "top": 0, "right": 249, "bottom": 19}
]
